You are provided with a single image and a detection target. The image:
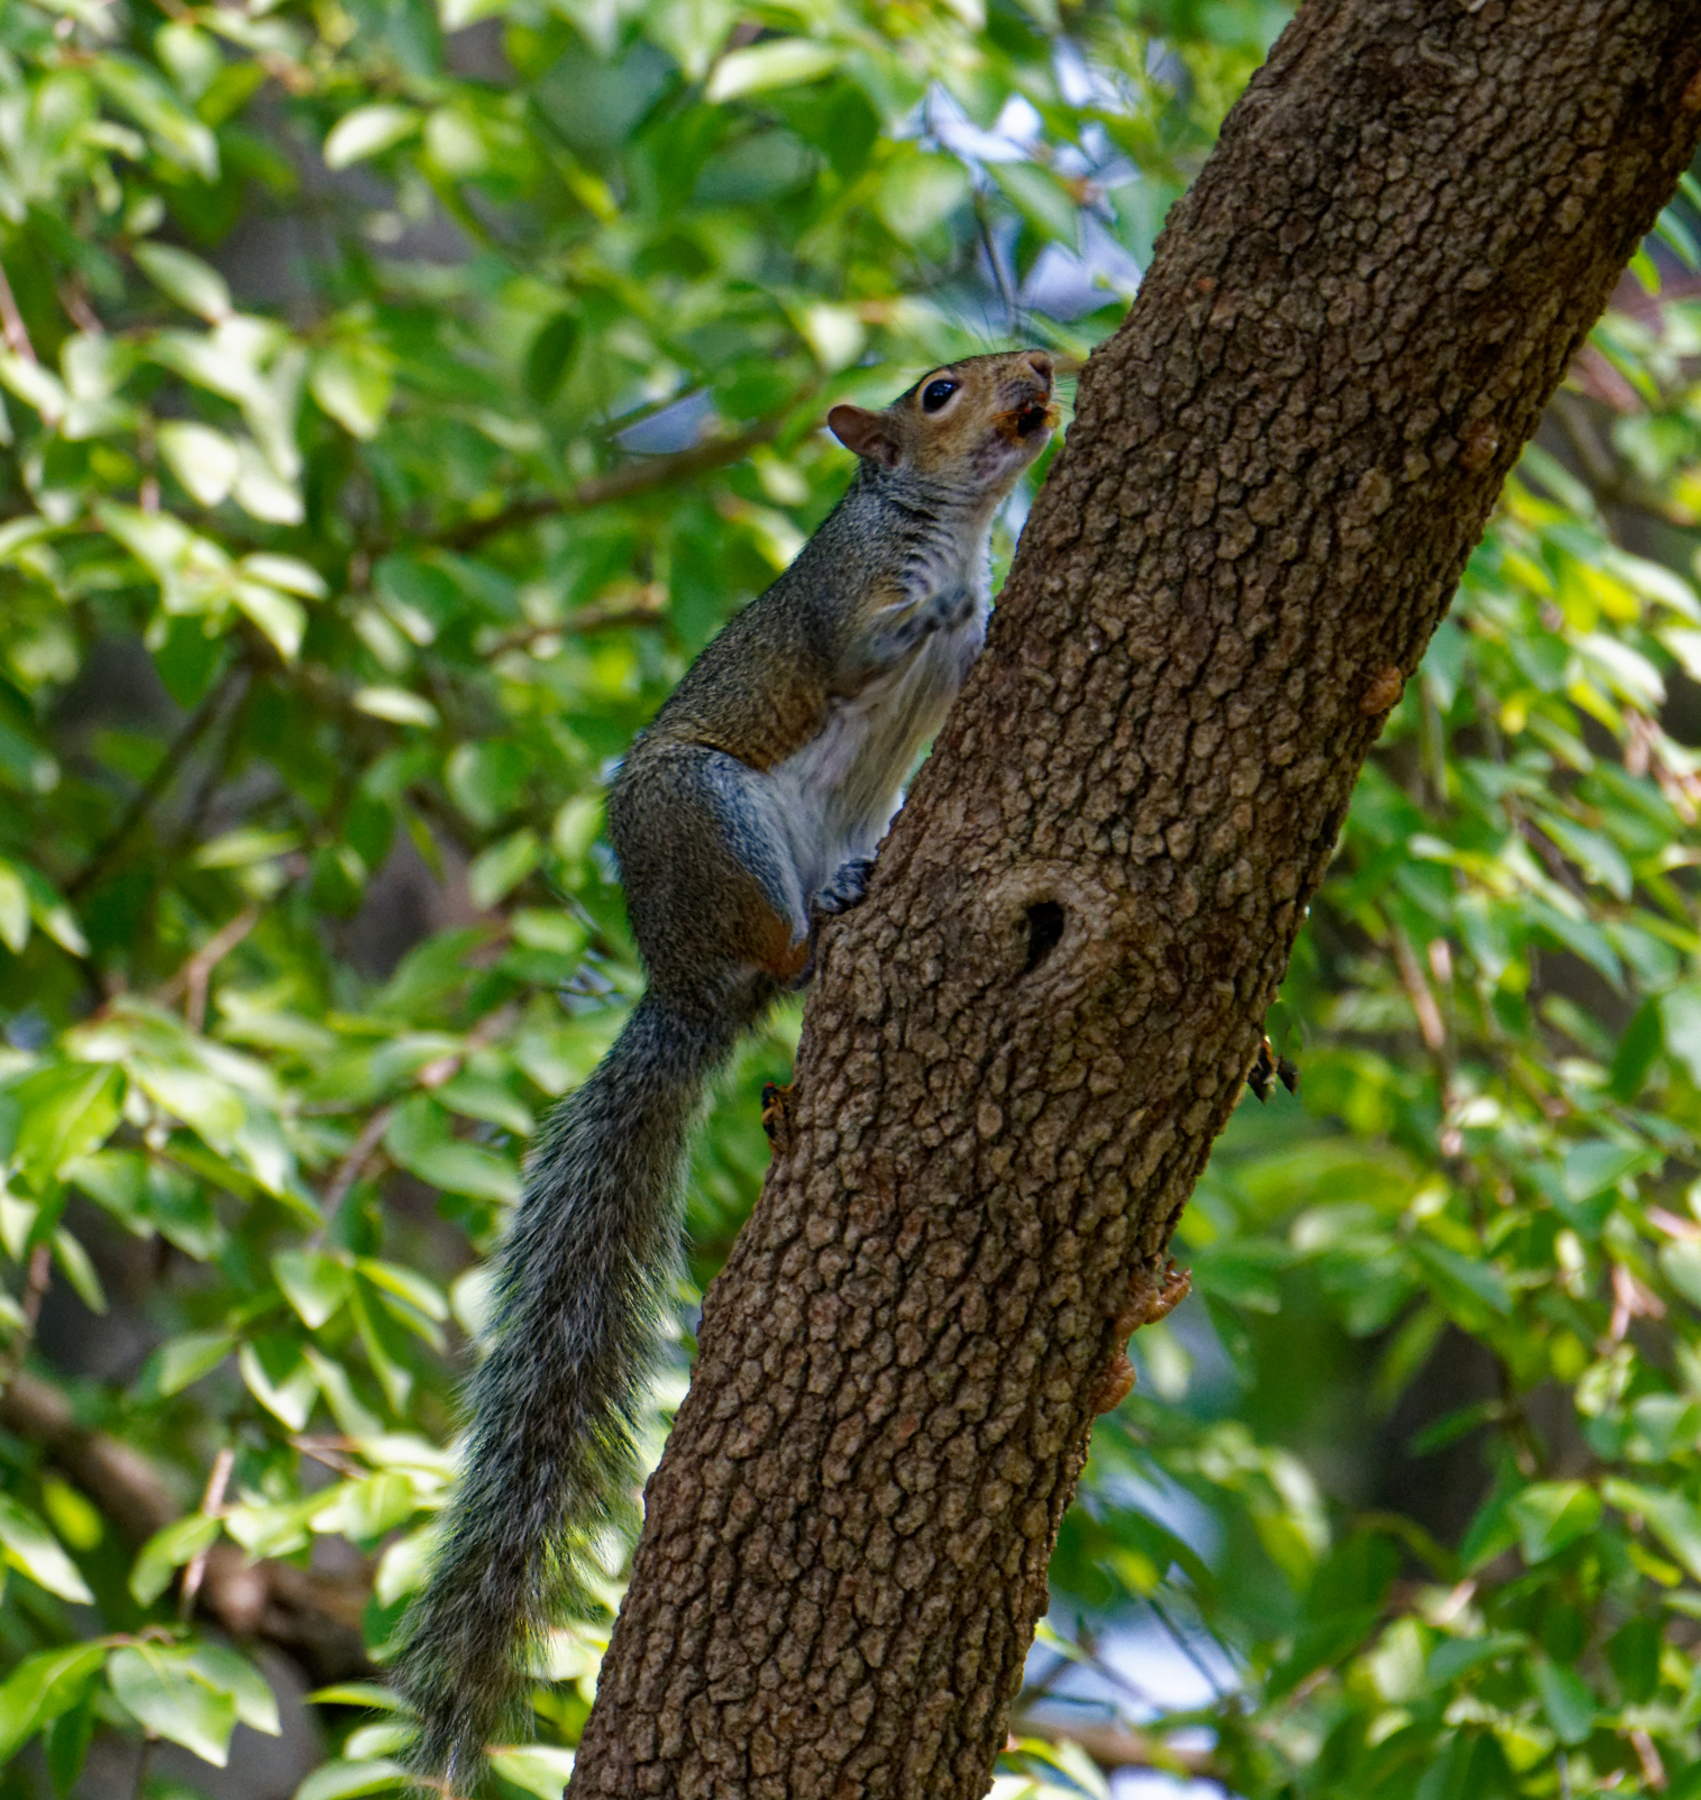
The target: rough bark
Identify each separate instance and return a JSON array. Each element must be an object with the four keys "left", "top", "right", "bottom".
[{"left": 570, "top": 4, "right": 1701, "bottom": 1795}]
